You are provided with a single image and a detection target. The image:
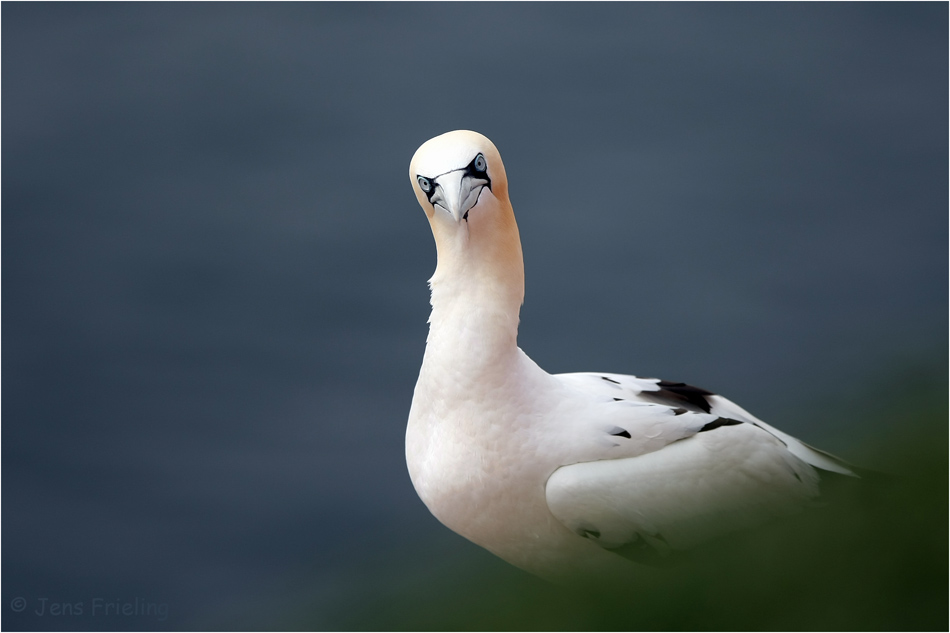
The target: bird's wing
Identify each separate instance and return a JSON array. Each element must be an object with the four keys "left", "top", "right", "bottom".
[
  {"left": 555, "top": 371, "right": 856, "bottom": 474},
  {"left": 546, "top": 372, "right": 855, "bottom": 564}
]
